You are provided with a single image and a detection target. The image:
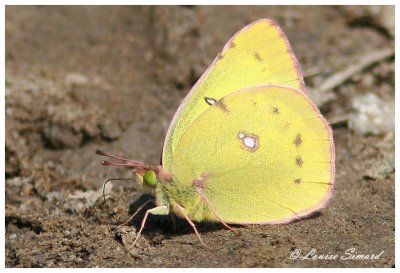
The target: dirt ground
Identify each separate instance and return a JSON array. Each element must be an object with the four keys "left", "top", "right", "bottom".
[{"left": 5, "top": 6, "right": 395, "bottom": 268}]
